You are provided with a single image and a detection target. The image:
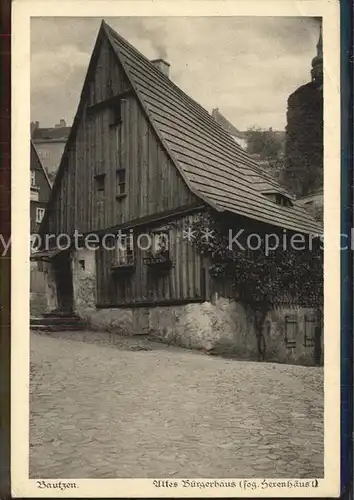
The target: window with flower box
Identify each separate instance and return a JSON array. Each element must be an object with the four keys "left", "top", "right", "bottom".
[
  {"left": 144, "top": 229, "right": 172, "bottom": 270},
  {"left": 112, "top": 234, "right": 135, "bottom": 273}
]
